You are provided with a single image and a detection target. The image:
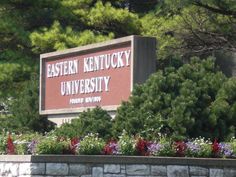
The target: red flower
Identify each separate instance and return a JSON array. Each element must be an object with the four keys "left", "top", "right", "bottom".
[
  {"left": 103, "top": 140, "right": 118, "bottom": 155},
  {"left": 174, "top": 141, "right": 187, "bottom": 157},
  {"left": 103, "top": 144, "right": 113, "bottom": 155},
  {"left": 71, "top": 137, "right": 79, "bottom": 147},
  {"left": 70, "top": 137, "right": 80, "bottom": 154},
  {"left": 212, "top": 139, "right": 221, "bottom": 157},
  {"left": 62, "top": 137, "right": 80, "bottom": 154},
  {"left": 136, "top": 138, "right": 150, "bottom": 156},
  {"left": 7, "top": 134, "right": 15, "bottom": 155}
]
